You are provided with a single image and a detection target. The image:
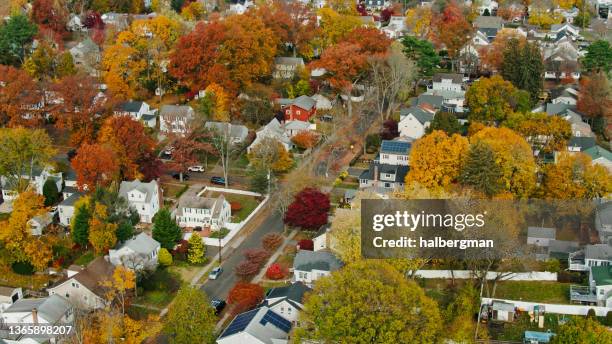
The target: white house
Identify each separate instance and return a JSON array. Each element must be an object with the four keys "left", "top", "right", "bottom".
[
  {"left": 47, "top": 257, "right": 115, "bottom": 310},
  {"left": 569, "top": 244, "right": 612, "bottom": 271},
  {"left": 0, "top": 286, "right": 22, "bottom": 312},
  {"left": 114, "top": 101, "right": 157, "bottom": 128},
  {"left": 119, "top": 180, "right": 161, "bottom": 223},
  {"left": 1, "top": 166, "right": 63, "bottom": 202},
  {"left": 58, "top": 192, "right": 84, "bottom": 227},
  {"left": 263, "top": 282, "right": 311, "bottom": 323},
  {"left": 27, "top": 213, "right": 53, "bottom": 236},
  {"left": 159, "top": 105, "right": 194, "bottom": 134},
  {"left": 247, "top": 118, "right": 293, "bottom": 153},
  {"left": 174, "top": 194, "right": 231, "bottom": 230},
  {"left": 109, "top": 233, "right": 161, "bottom": 271},
  {"left": 584, "top": 146, "right": 612, "bottom": 173},
  {"left": 359, "top": 139, "right": 411, "bottom": 193},
  {"left": 398, "top": 106, "right": 435, "bottom": 140},
  {"left": 293, "top": 250, "right": 342, "bottom": 287},
  {"left": 311, "top": 94, "right": 333, "bottom": 111},
  {"left": 526, "top": 227, "right": 556, "bottom": 247},
  {"left": 273, "top": 57, "right": 305, "bottom": 79},
  {"left": 216, "top": 306, "right": 291, "bottom": 344},
  {"left": 313, "top": 225, "right": 330, "bottom": 251},
  {"left": 283, "top": 120, "right": 316, "bottom": 138},
  {"left": 425, "top": 73, "right": 466, "bottom": 111},
  {"left": 204, "top": 122, "right": 249, "bottom": 145}
]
